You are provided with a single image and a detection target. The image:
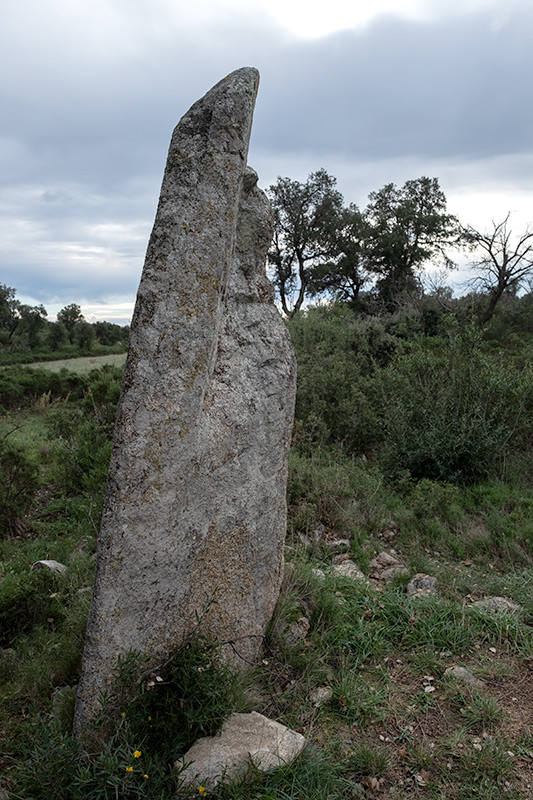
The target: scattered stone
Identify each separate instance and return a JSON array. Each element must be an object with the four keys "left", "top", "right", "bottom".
[
  {"left": 378, "top": 522, "right": 398, "bottom": 542},
  {"left": 370, "top": 551, "right": 402, "bottom": 571},
  {"left": 326, "top": 538, "right": 351, "bottom": 553},
  {"left": 379, "top": 566, "right": 409, "bottom": 582},
  {"left": 471, "top": 596, "right": 521, "bottom": 613},
  {"left": 310, "top": 567, "right": 326, "bottom": 582},
  {"left": 407, "top": 573, "right": 438, "bottom": 596},
  {"left": 31, "top": 560, "right": 67, "bottom": 574},
  {"left": 309, "top": 686, "right": 333, "bottom": 707},
  {"left": 286, "top": 617, "right": 311, "bottom": 645},
  {"left": 74, "top": 68, "right": 296, "bottom": 733},
  {"left": 175, "top": 711, "right": 305, "bottom": 791},
  {"left": 332, "top": 560, "right": 365, "bottom": 581},
  {"left": 298, "top": 524, "right": 325, "bottom": 549},
  {"left": 444, "top": 666, "right": 485, "bottom": 689},
  {"left": 369, "top": 551, "right": 408, "bottom": 582},
  {"left": 333, "top": 552, "right": 351, "bottom": 564}
]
